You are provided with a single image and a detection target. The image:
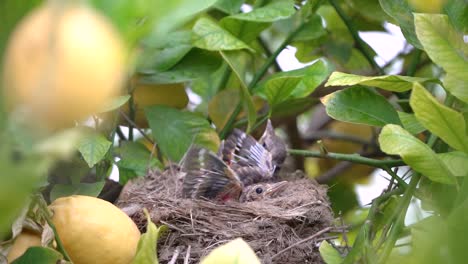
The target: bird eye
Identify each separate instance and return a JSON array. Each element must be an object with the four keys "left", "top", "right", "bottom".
[{"left": 255, "top": 187, "right": 263, "bottom": 194}]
